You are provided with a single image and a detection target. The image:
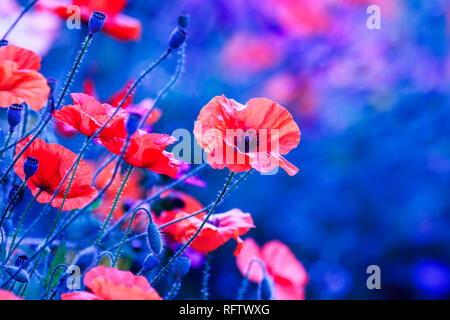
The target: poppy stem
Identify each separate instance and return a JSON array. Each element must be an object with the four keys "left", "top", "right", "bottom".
[
  {"left": 0, "top": 132, "right": 13, "bottom": 159},
  {"left": 43, "top": 264, "right": 67, "bottom": 300},
  {"left": 139, "top": 43, "right": 186, "bottom": 129},
  {"left": 111, "top": 207, "right": 152, "bottom": 267},
  {"left": 0, "top": 178, "right": 27, "bottom": 229},
  {"left": 151, "top": 171, "right": 235, "bottom": 285},
  {"left": 92, "top": 154, "right": 117, "bottom": 183},
  {"left": 201, "top": 254, "right": 212, "bottom": 300},
  {"left": 4, "top": 189, "right": 43, "bottom": 265},
  {"left": 1, "top": 0, "right": 38, "bottom": 41},
  {"left": 20, "top": 103, "right": 29, "bottom": 138},
  {"left": 94, "top": 165, "right": 134, "bottom": 247},
  {"left": 165, "top": 278, "right": 181, "bottom": 300}
]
